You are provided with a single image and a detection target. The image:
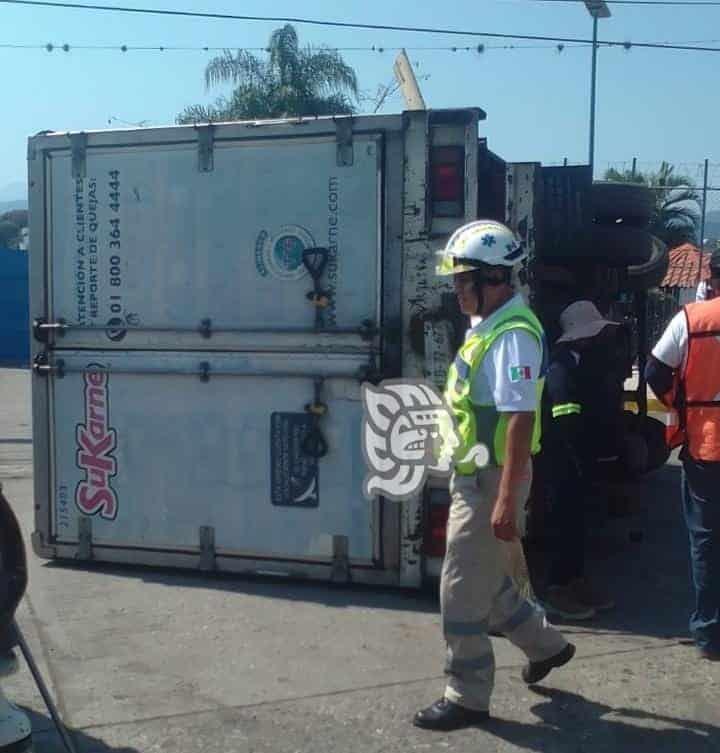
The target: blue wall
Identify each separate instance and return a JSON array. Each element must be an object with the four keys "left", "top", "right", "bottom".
[{"left": 0, "top": 247, "right": 29, "bottom": 367}]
